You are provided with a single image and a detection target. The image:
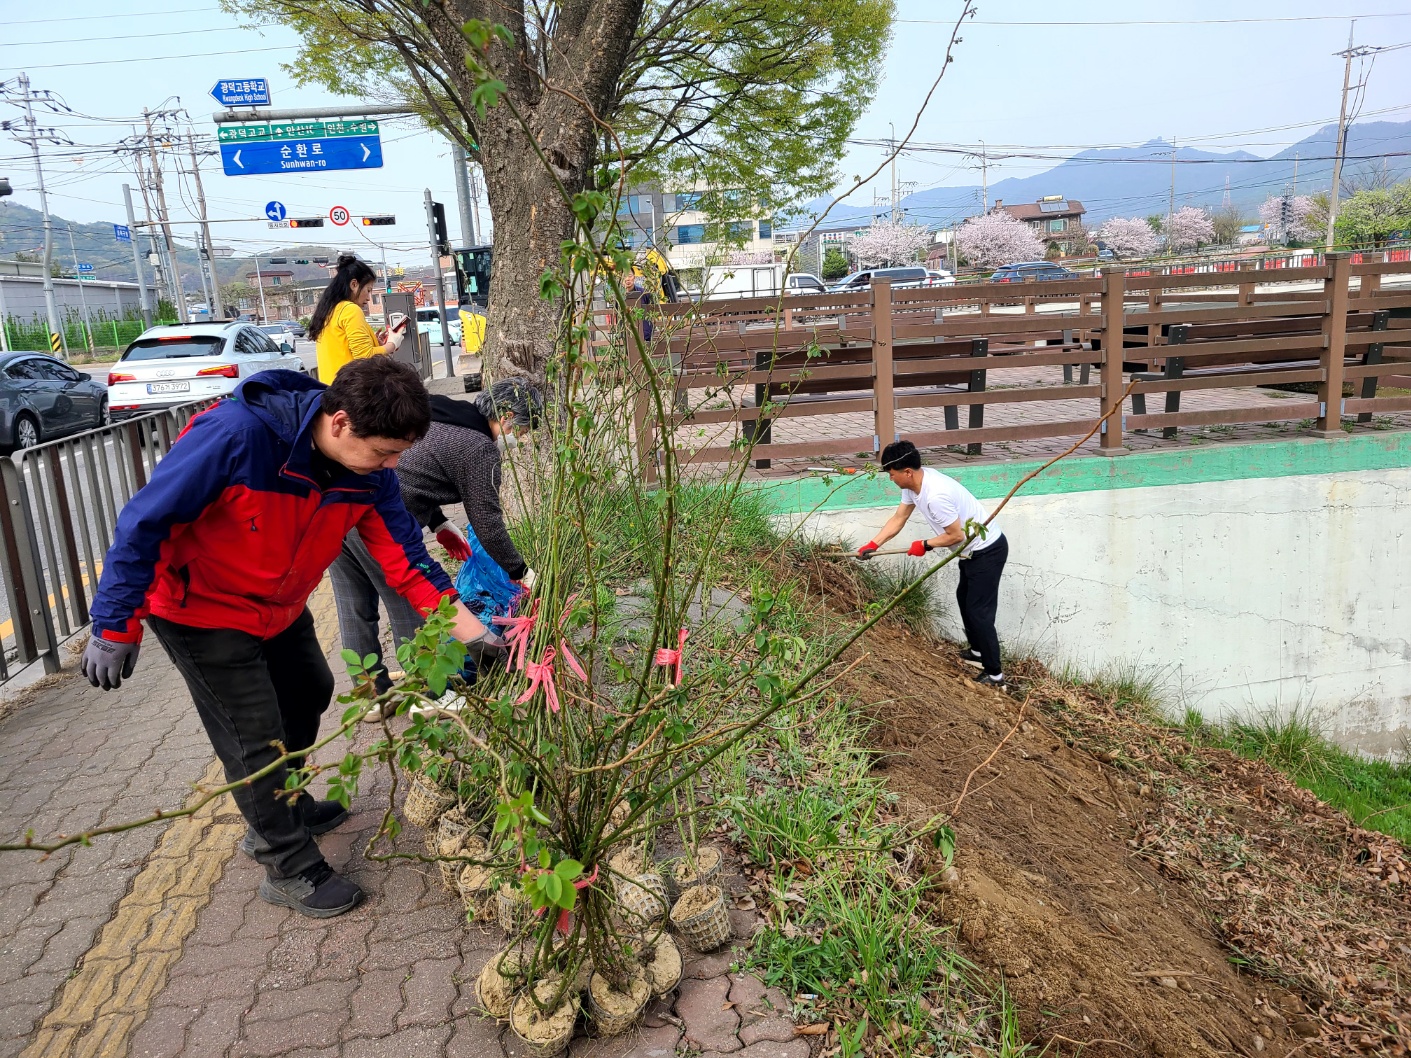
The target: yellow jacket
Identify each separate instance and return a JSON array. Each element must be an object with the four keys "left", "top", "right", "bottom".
[{"left": 315, "top": 300, "right": 384, "bottom": 382}]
